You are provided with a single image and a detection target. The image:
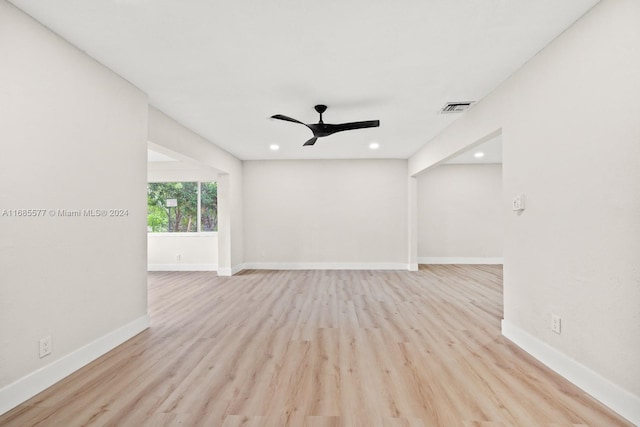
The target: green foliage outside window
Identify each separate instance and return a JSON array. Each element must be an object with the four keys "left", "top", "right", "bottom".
[
  {"left": 147, "top": 182, "right": 217, "bottom": 232},
  {"left": 200, "top": 182, "right": 218, "bottom": 232}
]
